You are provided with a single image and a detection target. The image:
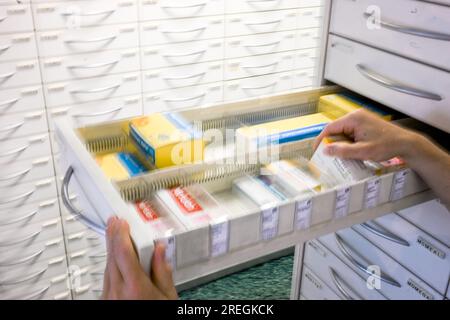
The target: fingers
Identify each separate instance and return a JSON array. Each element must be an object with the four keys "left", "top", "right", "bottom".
[
  {"left": 324, "top": 141, "right": 374, "bottom": 160},
  {"left": 151, "top": 242, "right": 178, "bottom": 299},
  {"left": 314, "top": 115, "right": 356, "bottom": 150}
]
